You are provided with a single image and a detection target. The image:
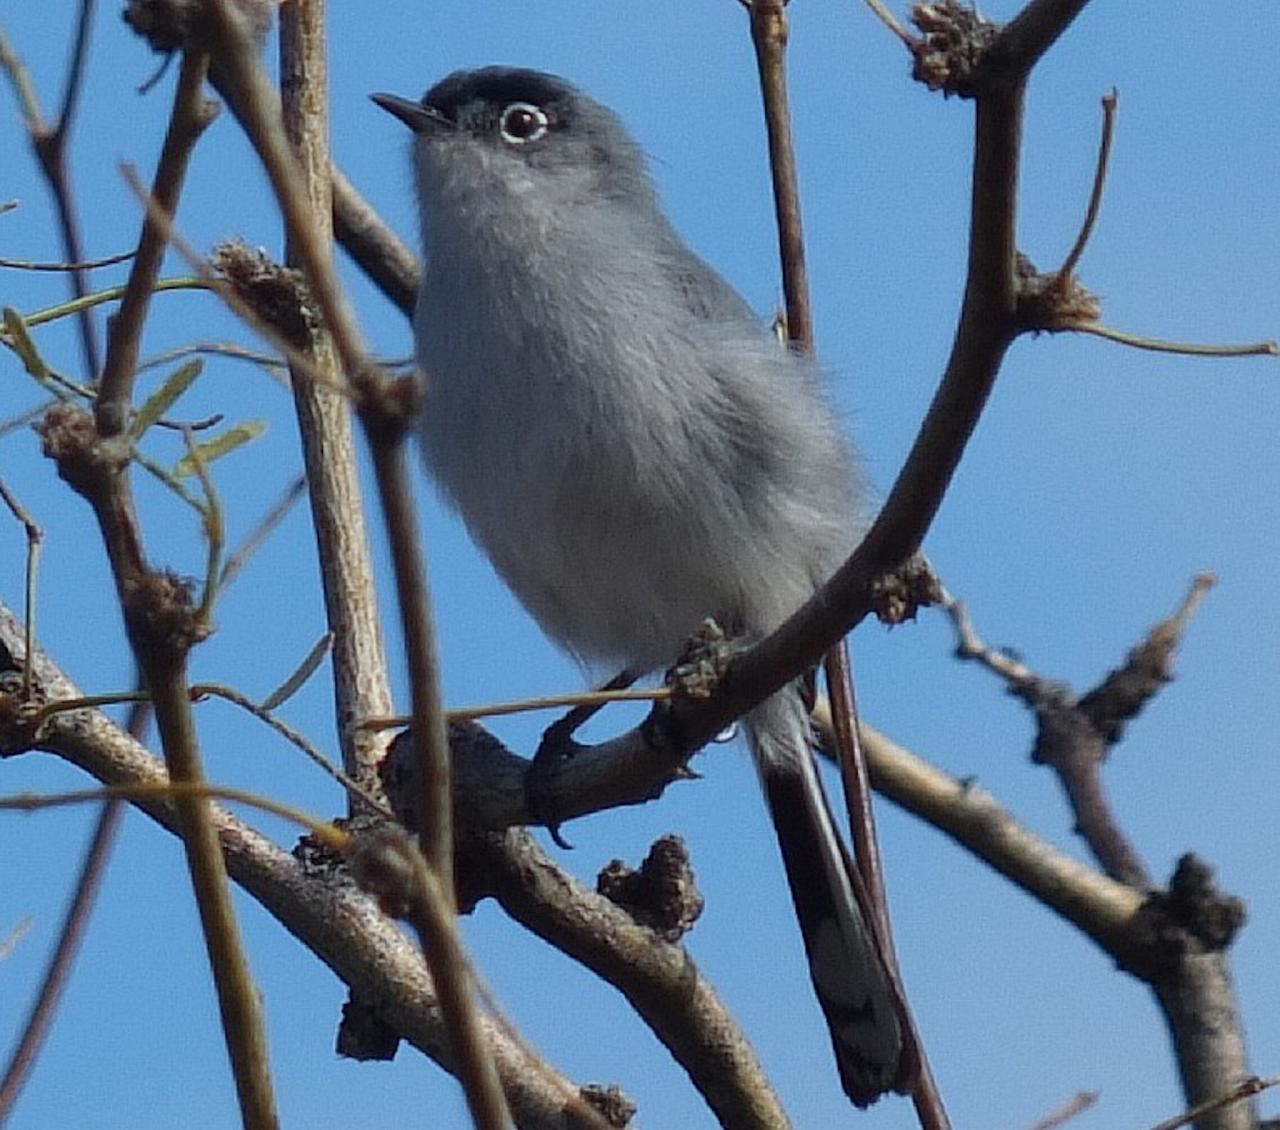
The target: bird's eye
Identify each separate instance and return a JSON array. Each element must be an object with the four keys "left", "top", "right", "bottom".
[{"left": 498, "top": 102, "right": 549, "bottom": 144}]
